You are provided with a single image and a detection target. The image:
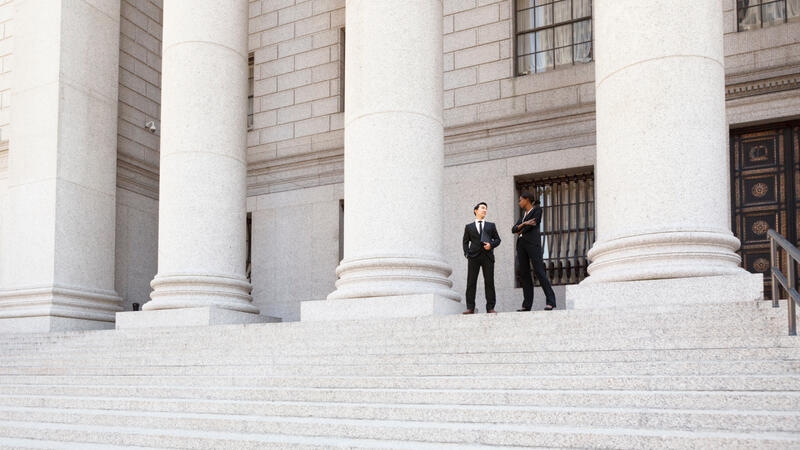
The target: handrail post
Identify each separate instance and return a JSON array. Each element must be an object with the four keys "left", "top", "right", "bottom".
[
  {"left": 765, "top": 229, "right": 799, "bottom": 336},
  {"left": 788, "top": 249, "right": 797, "bottom": 336},
  {"left": 770, "top": 234, "right": 779, "bottom": 308}
]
